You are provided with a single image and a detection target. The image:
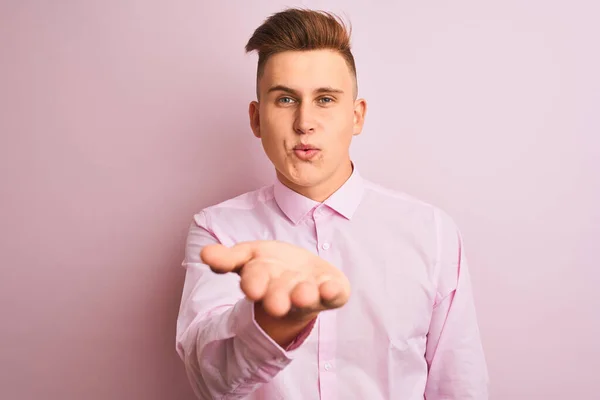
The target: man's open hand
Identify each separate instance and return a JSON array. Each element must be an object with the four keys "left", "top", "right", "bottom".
[{"left": 200, "top": 240, "right": 351, "bottom": 320}]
